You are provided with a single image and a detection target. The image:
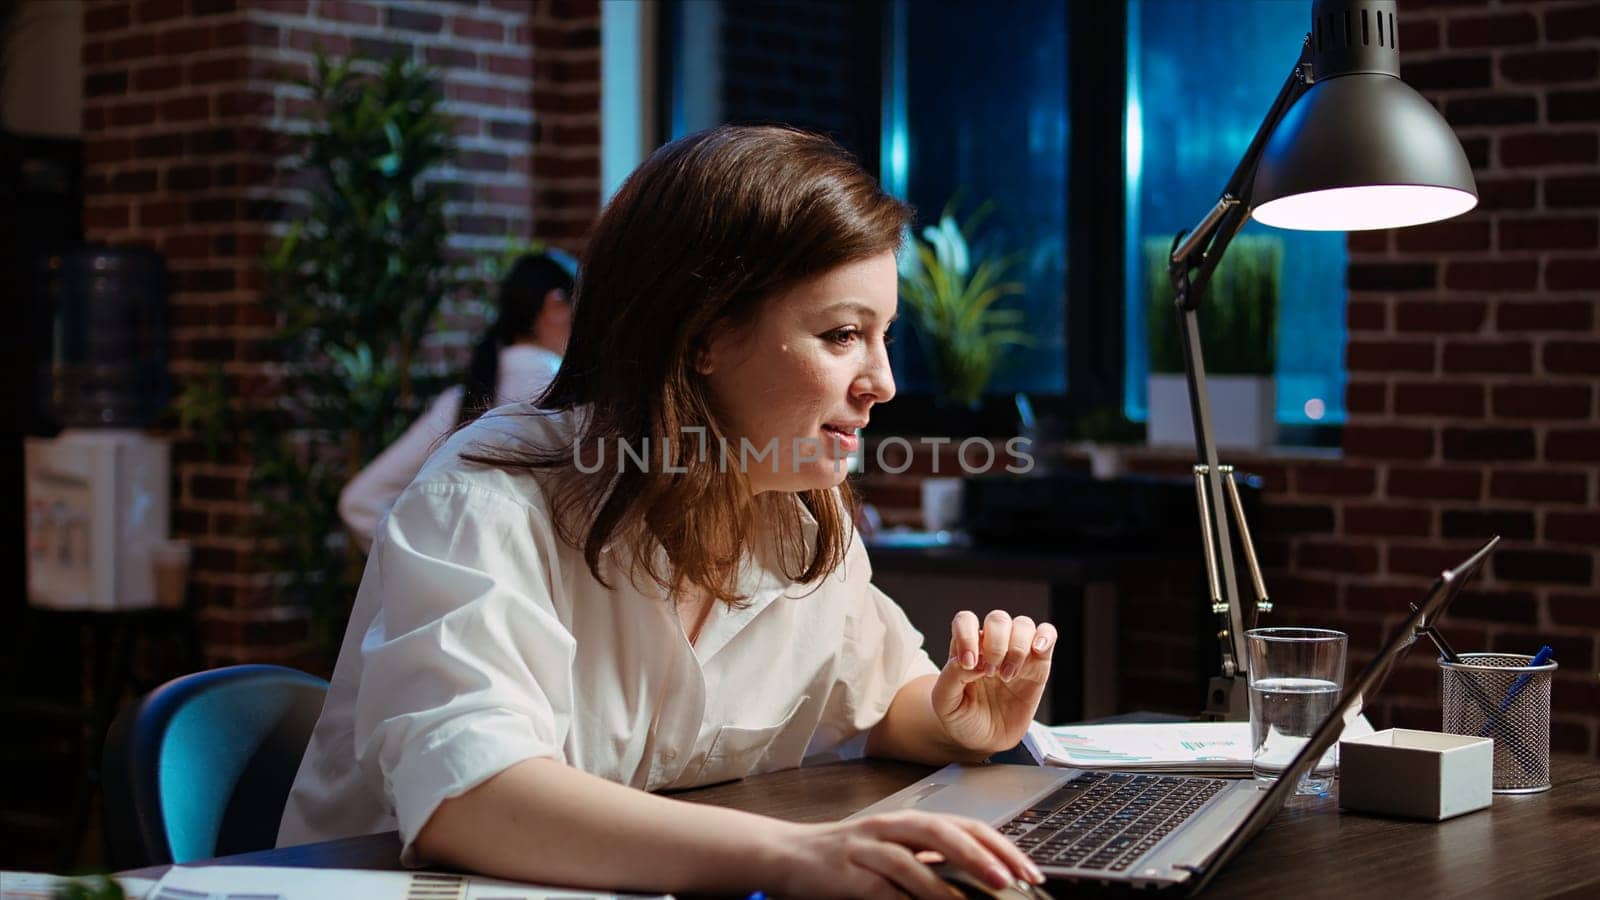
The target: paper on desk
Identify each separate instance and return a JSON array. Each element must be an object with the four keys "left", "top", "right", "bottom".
[
  {"left": 145, "top": 865, "right": 672, "bottom": 900},
  {"left": 1023, "top": 716, "right": 1375, "bottom": 777},
  {"left": 0, "top": 871, "right": 160, "bottom": 900}
]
